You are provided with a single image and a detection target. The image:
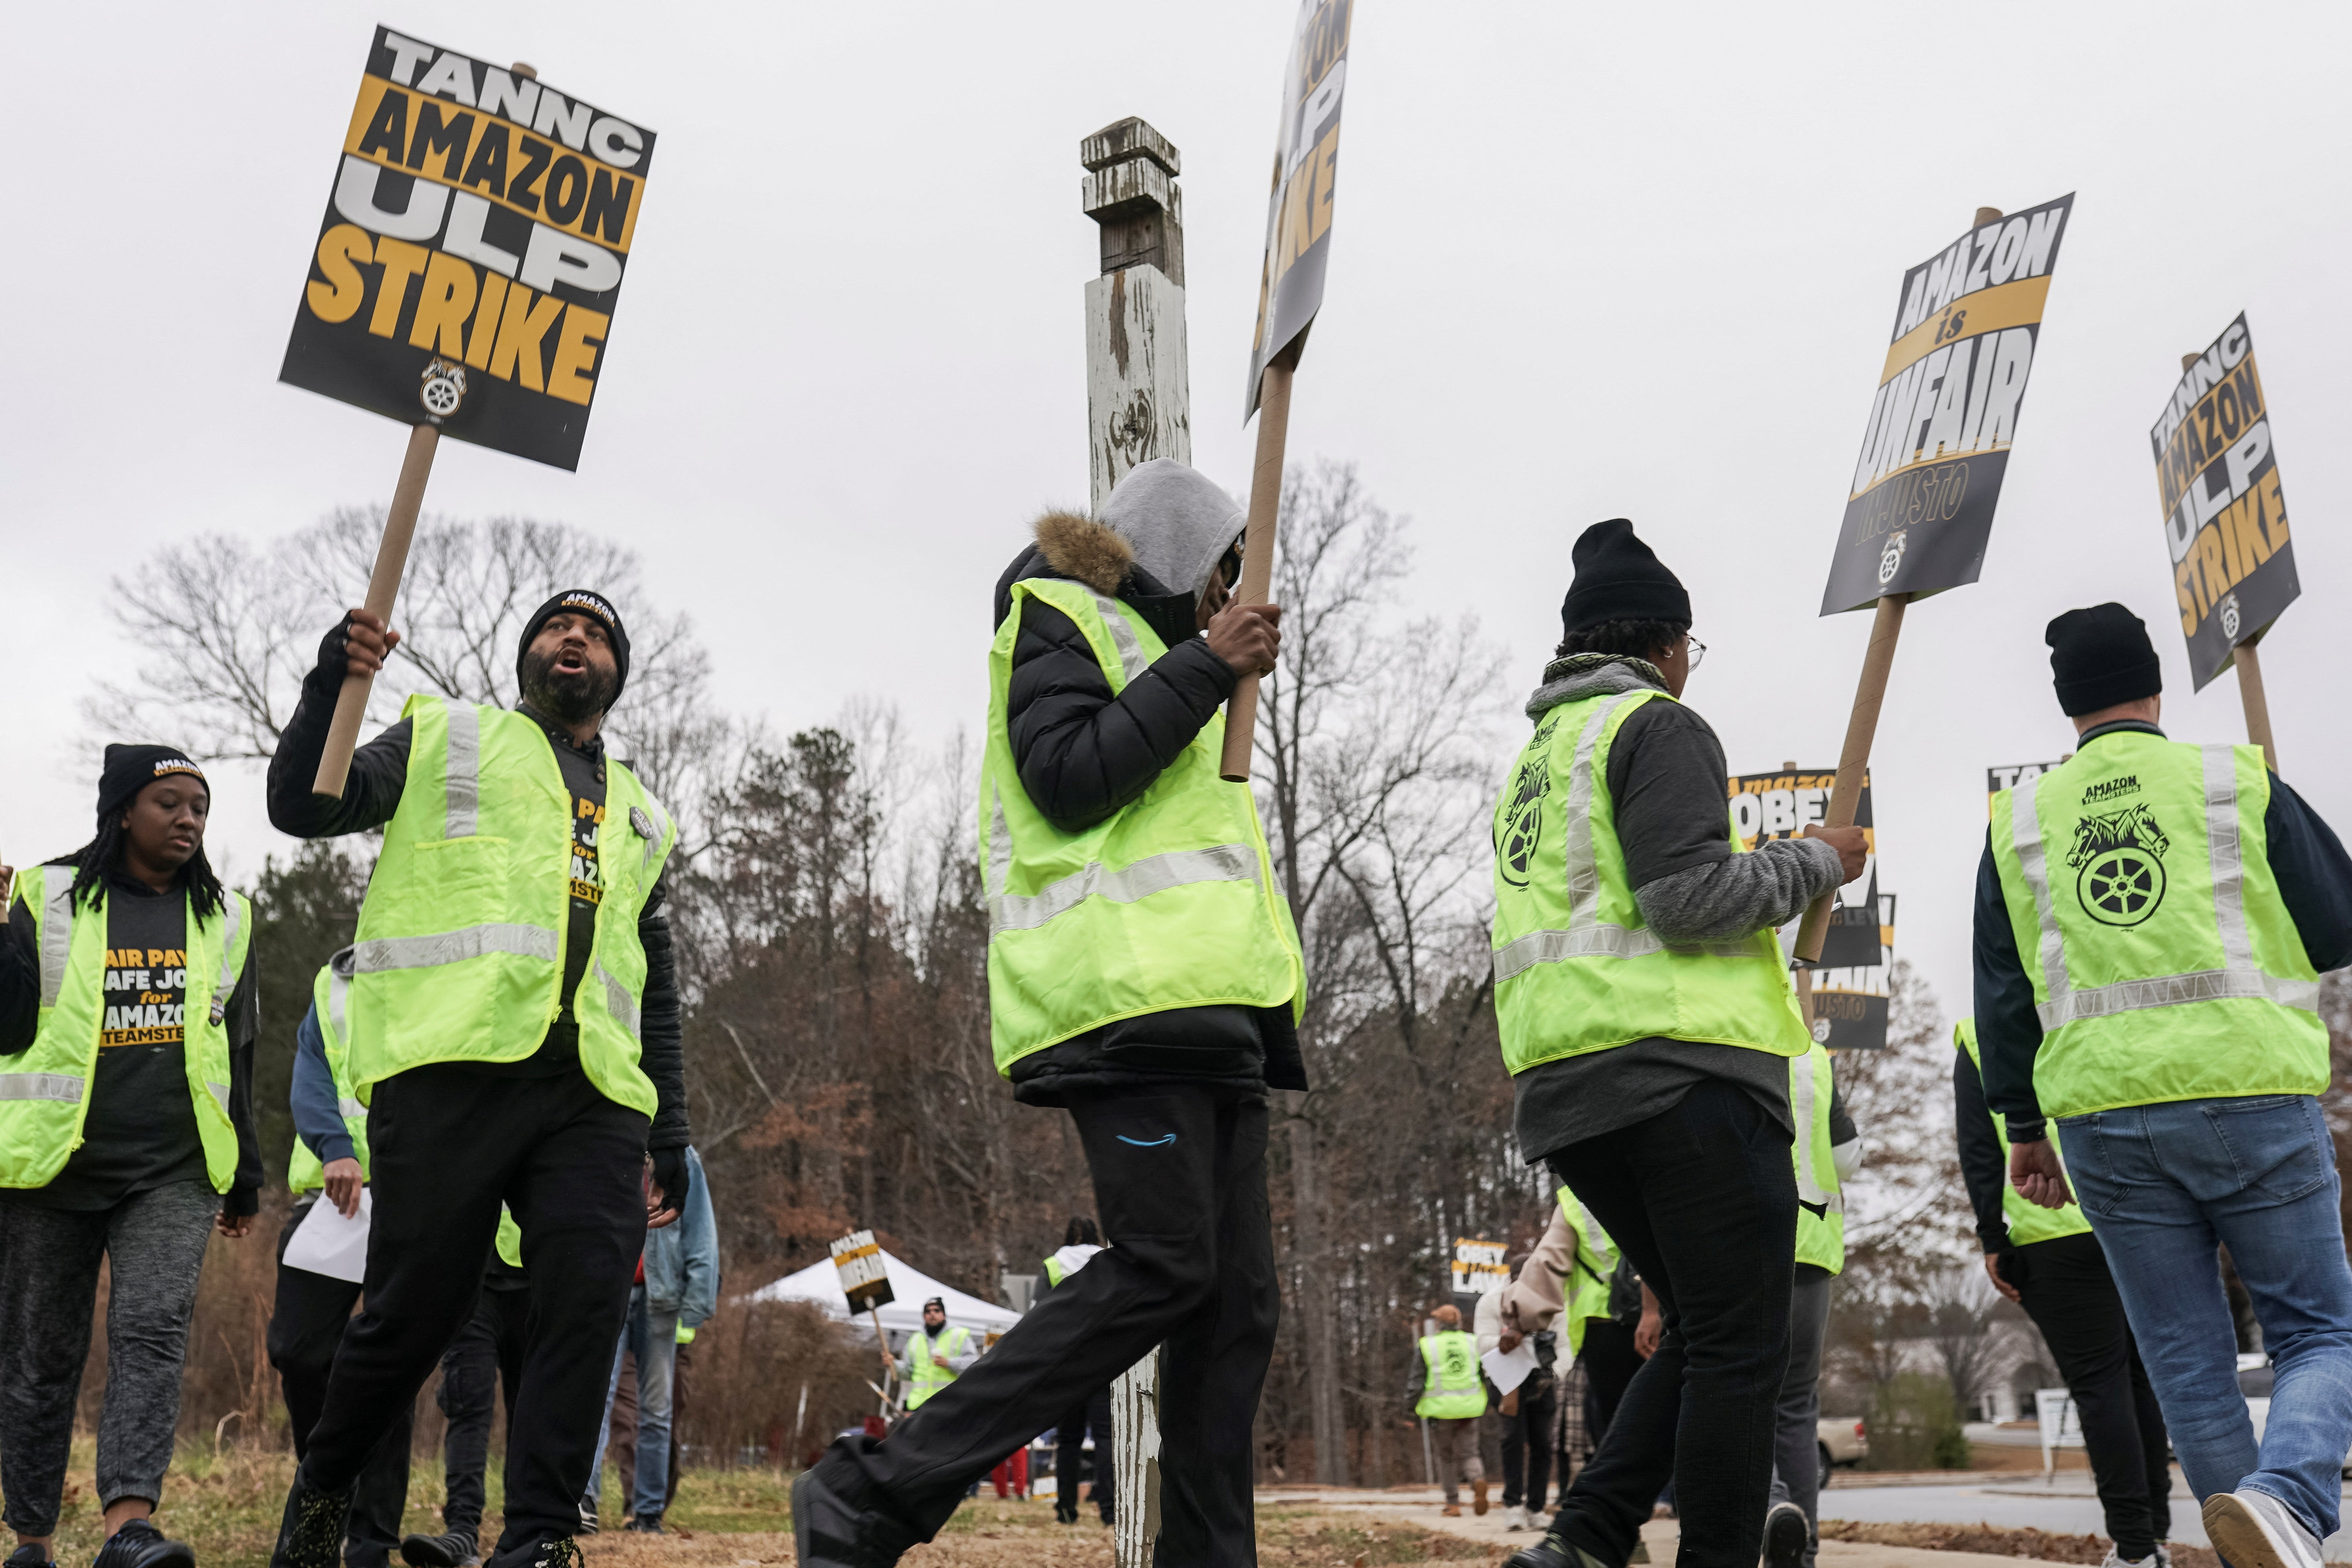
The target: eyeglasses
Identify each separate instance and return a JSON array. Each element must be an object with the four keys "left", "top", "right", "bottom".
[{"left": 1685, "top": 635, "right": 1707, "bottom": 672}]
